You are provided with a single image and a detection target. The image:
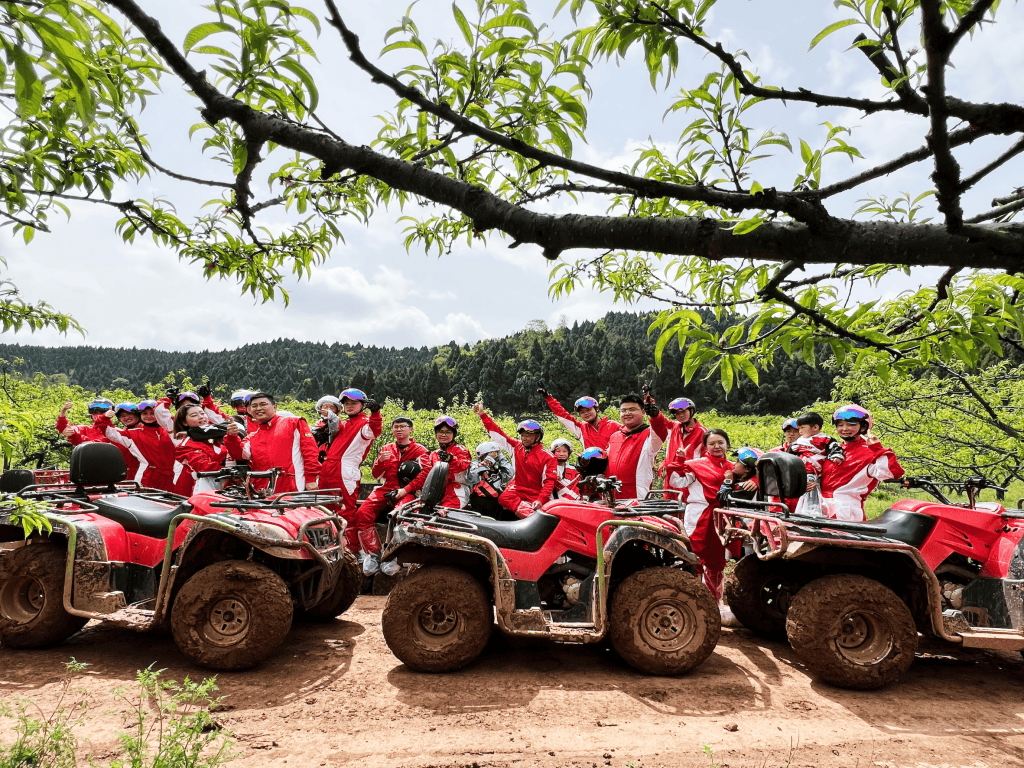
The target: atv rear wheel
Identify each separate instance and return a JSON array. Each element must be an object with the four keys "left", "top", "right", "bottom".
[
  {"left": 787, "top": 574, "right": 917, "bottom": 690},
  {"left": 724, "top": 555, "right": 810, "bottom": 638},
  {"left": 381, "top": 565, "right": 492, "bottom": 672},
  {"left": 0, "top": 543, "right": 86, "bottom": 649},
  {"left": 609, "top": 567, "right": 721, "bottom": 675},
  {"left": 299, "top": 550, "right": 362, "bottom": 622},
  {"left": 171, "top": 560, "right": 293, "bottom": 670}
]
